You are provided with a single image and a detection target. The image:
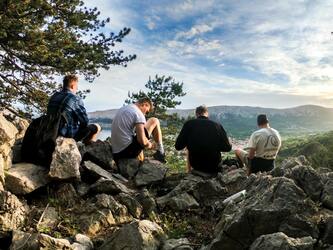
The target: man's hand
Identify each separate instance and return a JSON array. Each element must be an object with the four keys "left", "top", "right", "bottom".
[{"left": 144, "top": 141, "right": 153, "bottom": 149}]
